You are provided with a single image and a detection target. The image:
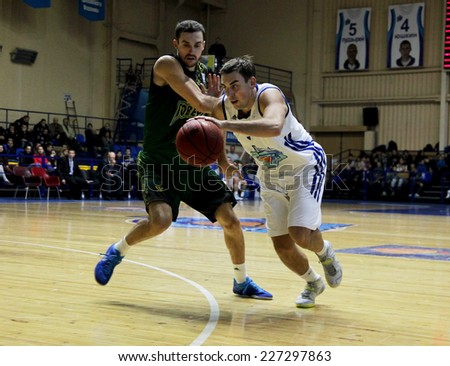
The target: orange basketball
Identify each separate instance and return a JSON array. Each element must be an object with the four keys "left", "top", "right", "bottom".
[{"left": 176, "top": 118, "right": 224, "bottom": 167}]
